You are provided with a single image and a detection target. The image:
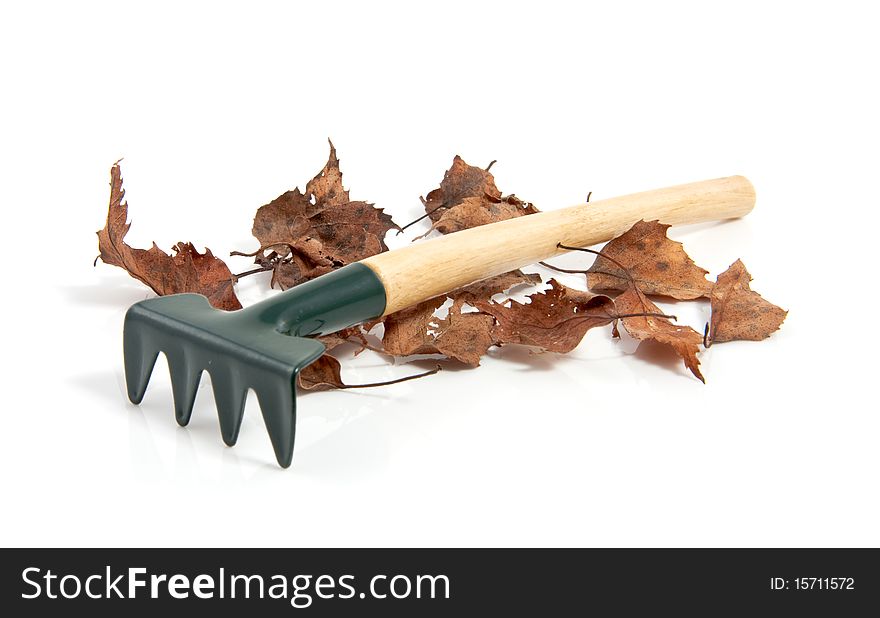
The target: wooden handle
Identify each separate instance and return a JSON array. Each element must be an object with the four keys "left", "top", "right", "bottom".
[{"left": 361, "top": 175, "right": 755, "bottom": 315}]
